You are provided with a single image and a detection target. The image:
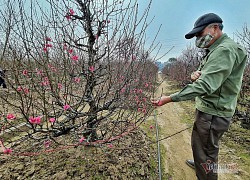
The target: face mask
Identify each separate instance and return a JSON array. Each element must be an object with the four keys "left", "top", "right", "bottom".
[{"left": 195, "top": 33, "right": 214, "bottom": 48}]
